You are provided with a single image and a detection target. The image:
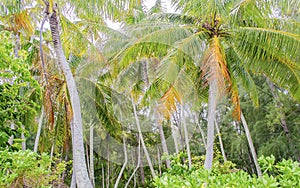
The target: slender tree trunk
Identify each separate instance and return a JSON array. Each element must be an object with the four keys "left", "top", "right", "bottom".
[
  {"left": 157, "top": 116, "right": 171, "bottom": 169},
  {"left": 139, "top": 146, "right": 145, "bottom": 187},
  {"left": 114, "top": 137, "right": 128, "bottom": 188},
  {"left": 125, "top": 137, "right": 141, "bottom": 188},
  {"left": 47, "top": 4, "right": 92, "bottom": 187},
  {"left": 241, "top": 112, "right": 262, "bottom": 176},
  {"left": 171, "top": 120, "right": 179, "bottom": 153},
  {"left": 34, "top": 108, "right": 44, "bottom": 152},
  {"left": 182, "top": 106, "right": 192, "bottom": 169},
  {"left": 195, "top": 114, "right": 206, "bottom": 148},
  {"left": 215, "top": 120, "right": 227, "bottom": 162},
  {"left": 157, "top": 146, "right": 162, "bottom": 175},
  {"left": 21, "top": 125, "right": 26, "bottom": 150},
  {"left": 131, "top": 94, "right": 156, "bottom": 178},
  {"left": 86, "top": 143, "right": 90, "bottom": 175},
  {"left": 8, "top": 123, "right": 14, "bottom": 146},
  {"left": 89, "top": 124, "right": 95, "bottom": 187},
  {"left": 204, "top": 79, "right": 218, "bottom": 169},
  {"left": 102, "top": 164, "right": 105, "bottom": 188}
]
